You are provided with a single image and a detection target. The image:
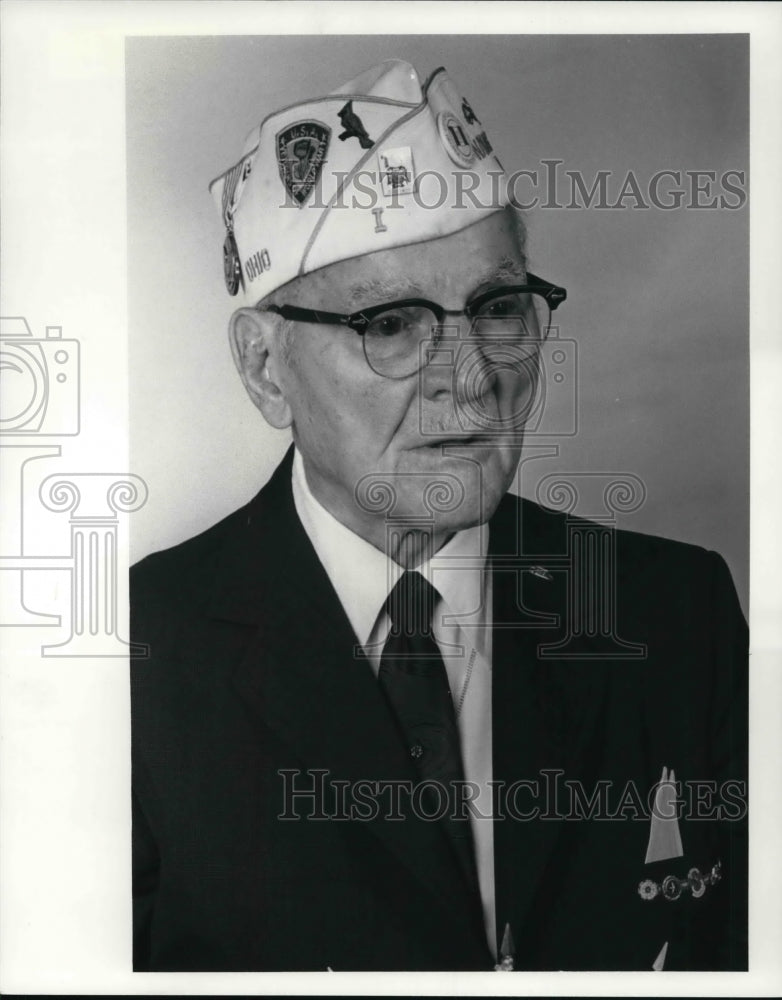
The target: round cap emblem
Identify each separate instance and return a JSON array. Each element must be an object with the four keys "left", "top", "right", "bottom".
[{"left": 436, "top": 111, "right": 475, "bottom": 168}]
